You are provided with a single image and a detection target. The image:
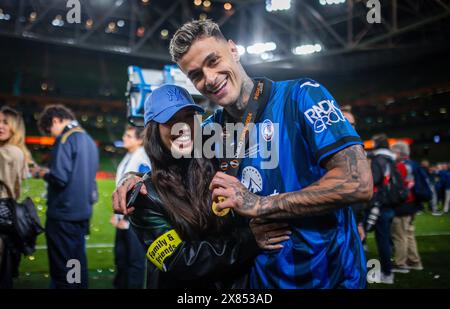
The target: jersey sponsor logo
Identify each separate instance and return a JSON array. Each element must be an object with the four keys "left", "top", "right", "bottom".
[
  {"left": 300, "top": 81, "right": 320, "bottom": 88},
  {"left": 304, "top": 99, "right": 346, "bottom": 133},
  {"left": 261, "top": 119, "right": 274, "bottom": 142},
  {"left": 241, "top": 166, "right": 263, "bottom": 193}
]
